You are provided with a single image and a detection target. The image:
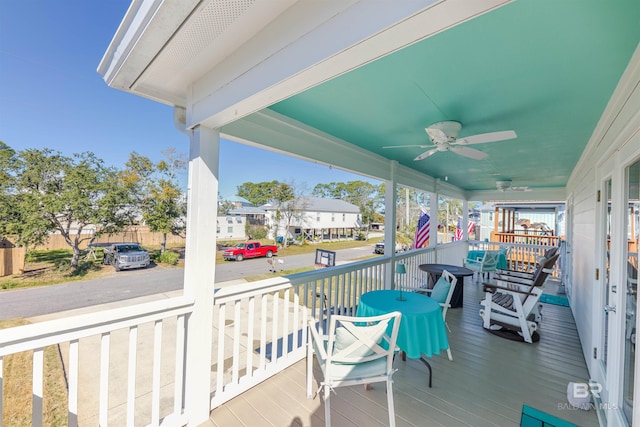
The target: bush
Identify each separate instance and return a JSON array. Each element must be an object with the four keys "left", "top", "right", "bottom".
[{"left": 155, "top": 250, "right": 180, "bottom": 265}]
